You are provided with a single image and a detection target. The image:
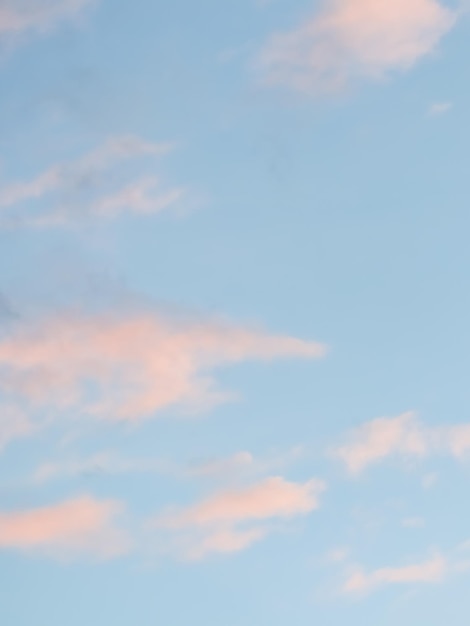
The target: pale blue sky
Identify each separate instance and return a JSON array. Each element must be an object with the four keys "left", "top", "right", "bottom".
[{"left": 1, "top": 1, "right": 470, "bottom": 625}]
